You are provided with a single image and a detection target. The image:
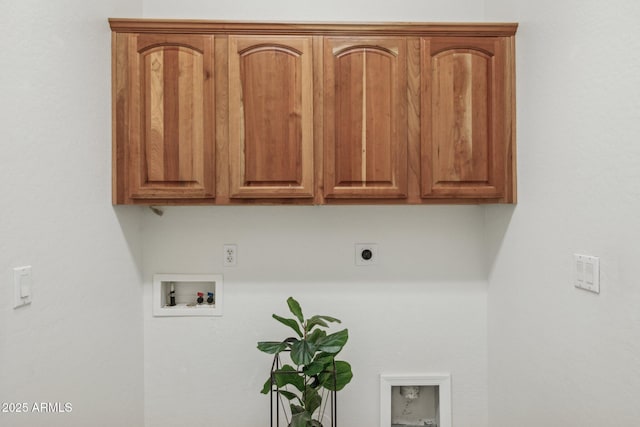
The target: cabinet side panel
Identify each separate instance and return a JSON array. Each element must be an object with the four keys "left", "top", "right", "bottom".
[{"left": 113, "top": 32, "right": 129, "bottom": 204}]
